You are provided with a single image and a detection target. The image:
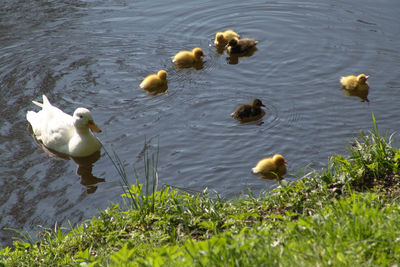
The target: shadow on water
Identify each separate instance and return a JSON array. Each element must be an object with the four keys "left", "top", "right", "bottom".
[
  {"left": 212, "top": 43, "right": 258, "bottom": 65},
  {"left": 141, "top": 83, "right": 169, "bottom": 97},
  {"left": 27, "top": 124, "right": 105, "bottom": 194},
  {"left": 226, "top": 47, "right": 258, "bottom": 65},
  {"left": 341, "top": 86, "right": 370, "bottom": 103}
]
